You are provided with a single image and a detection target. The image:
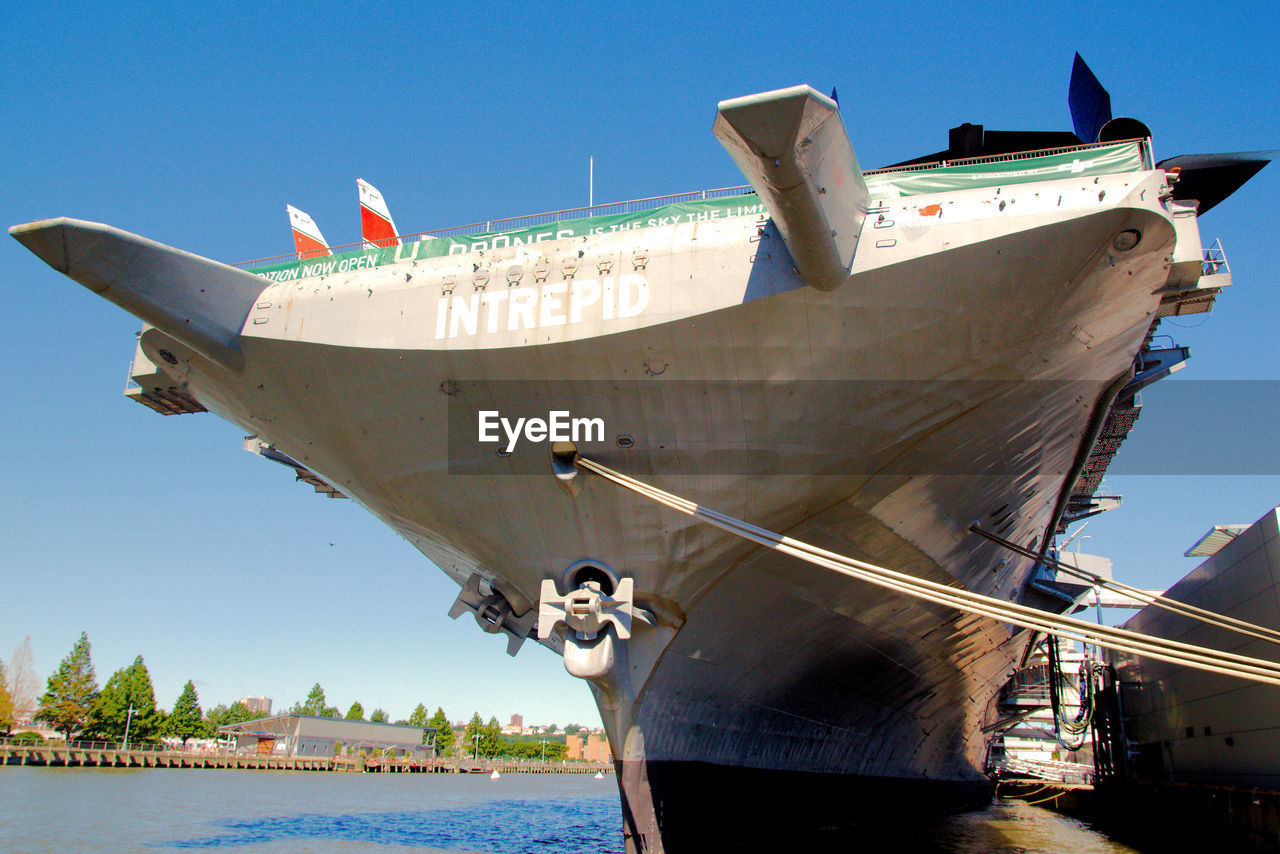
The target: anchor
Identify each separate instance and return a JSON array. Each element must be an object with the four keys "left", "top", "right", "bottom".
[{"left": 538, "top": 576, "right": 654, "bottom": 680}]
